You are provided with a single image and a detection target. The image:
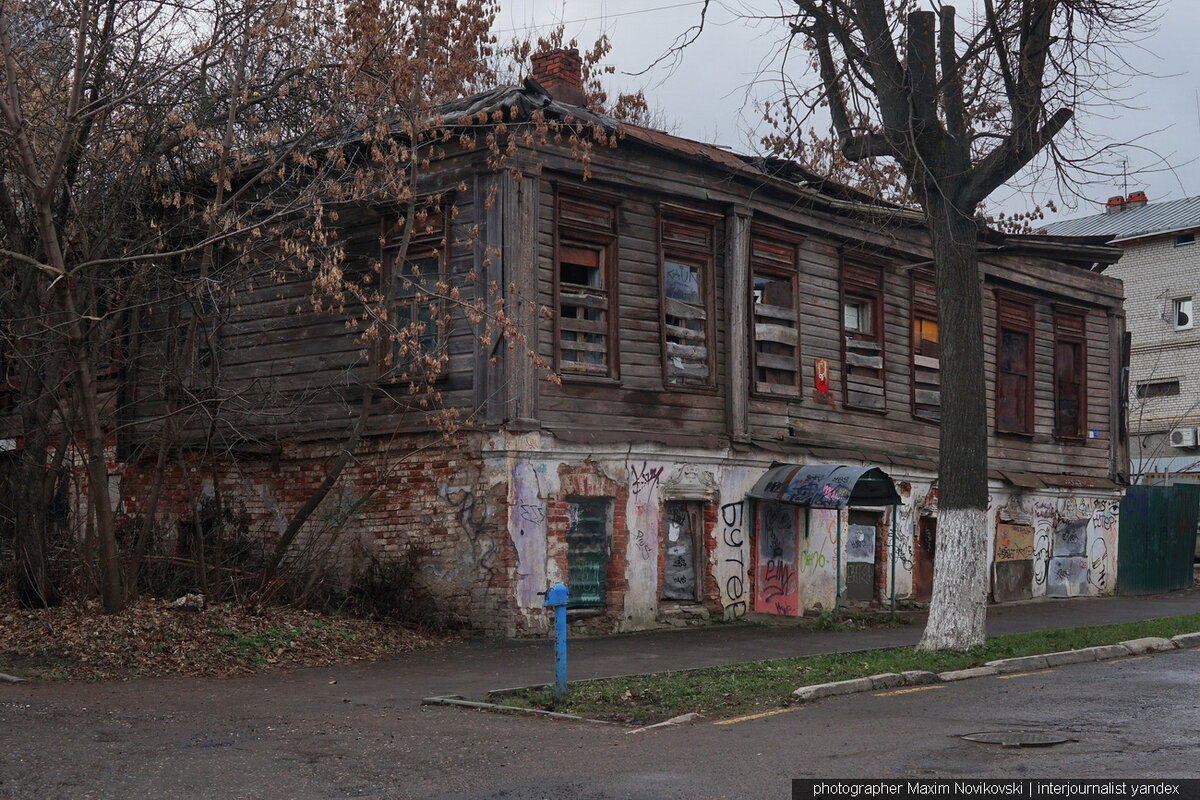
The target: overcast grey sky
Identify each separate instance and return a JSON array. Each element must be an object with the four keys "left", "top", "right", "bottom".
[{"left": 496, "top": 1, "right": 1200, "bottom": 223}]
